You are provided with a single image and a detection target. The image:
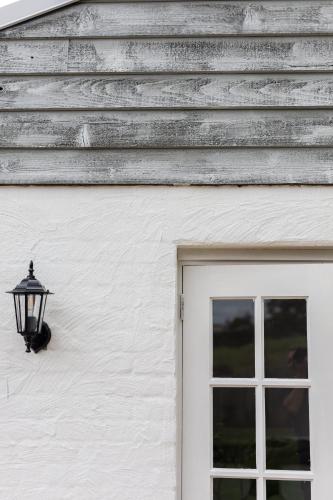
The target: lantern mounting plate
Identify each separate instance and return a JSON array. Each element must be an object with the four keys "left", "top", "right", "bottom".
[{"left": 30, "top": 322, "right": 51, "bottom": 353}]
